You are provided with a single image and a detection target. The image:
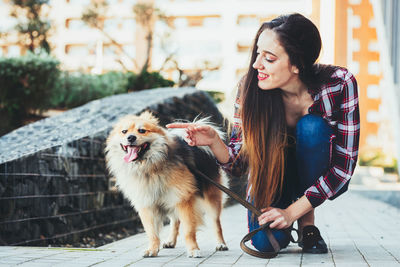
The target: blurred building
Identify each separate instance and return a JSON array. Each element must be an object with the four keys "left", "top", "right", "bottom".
[{"left": 0, "top": 0, "right": 398, "bottom": 164}]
